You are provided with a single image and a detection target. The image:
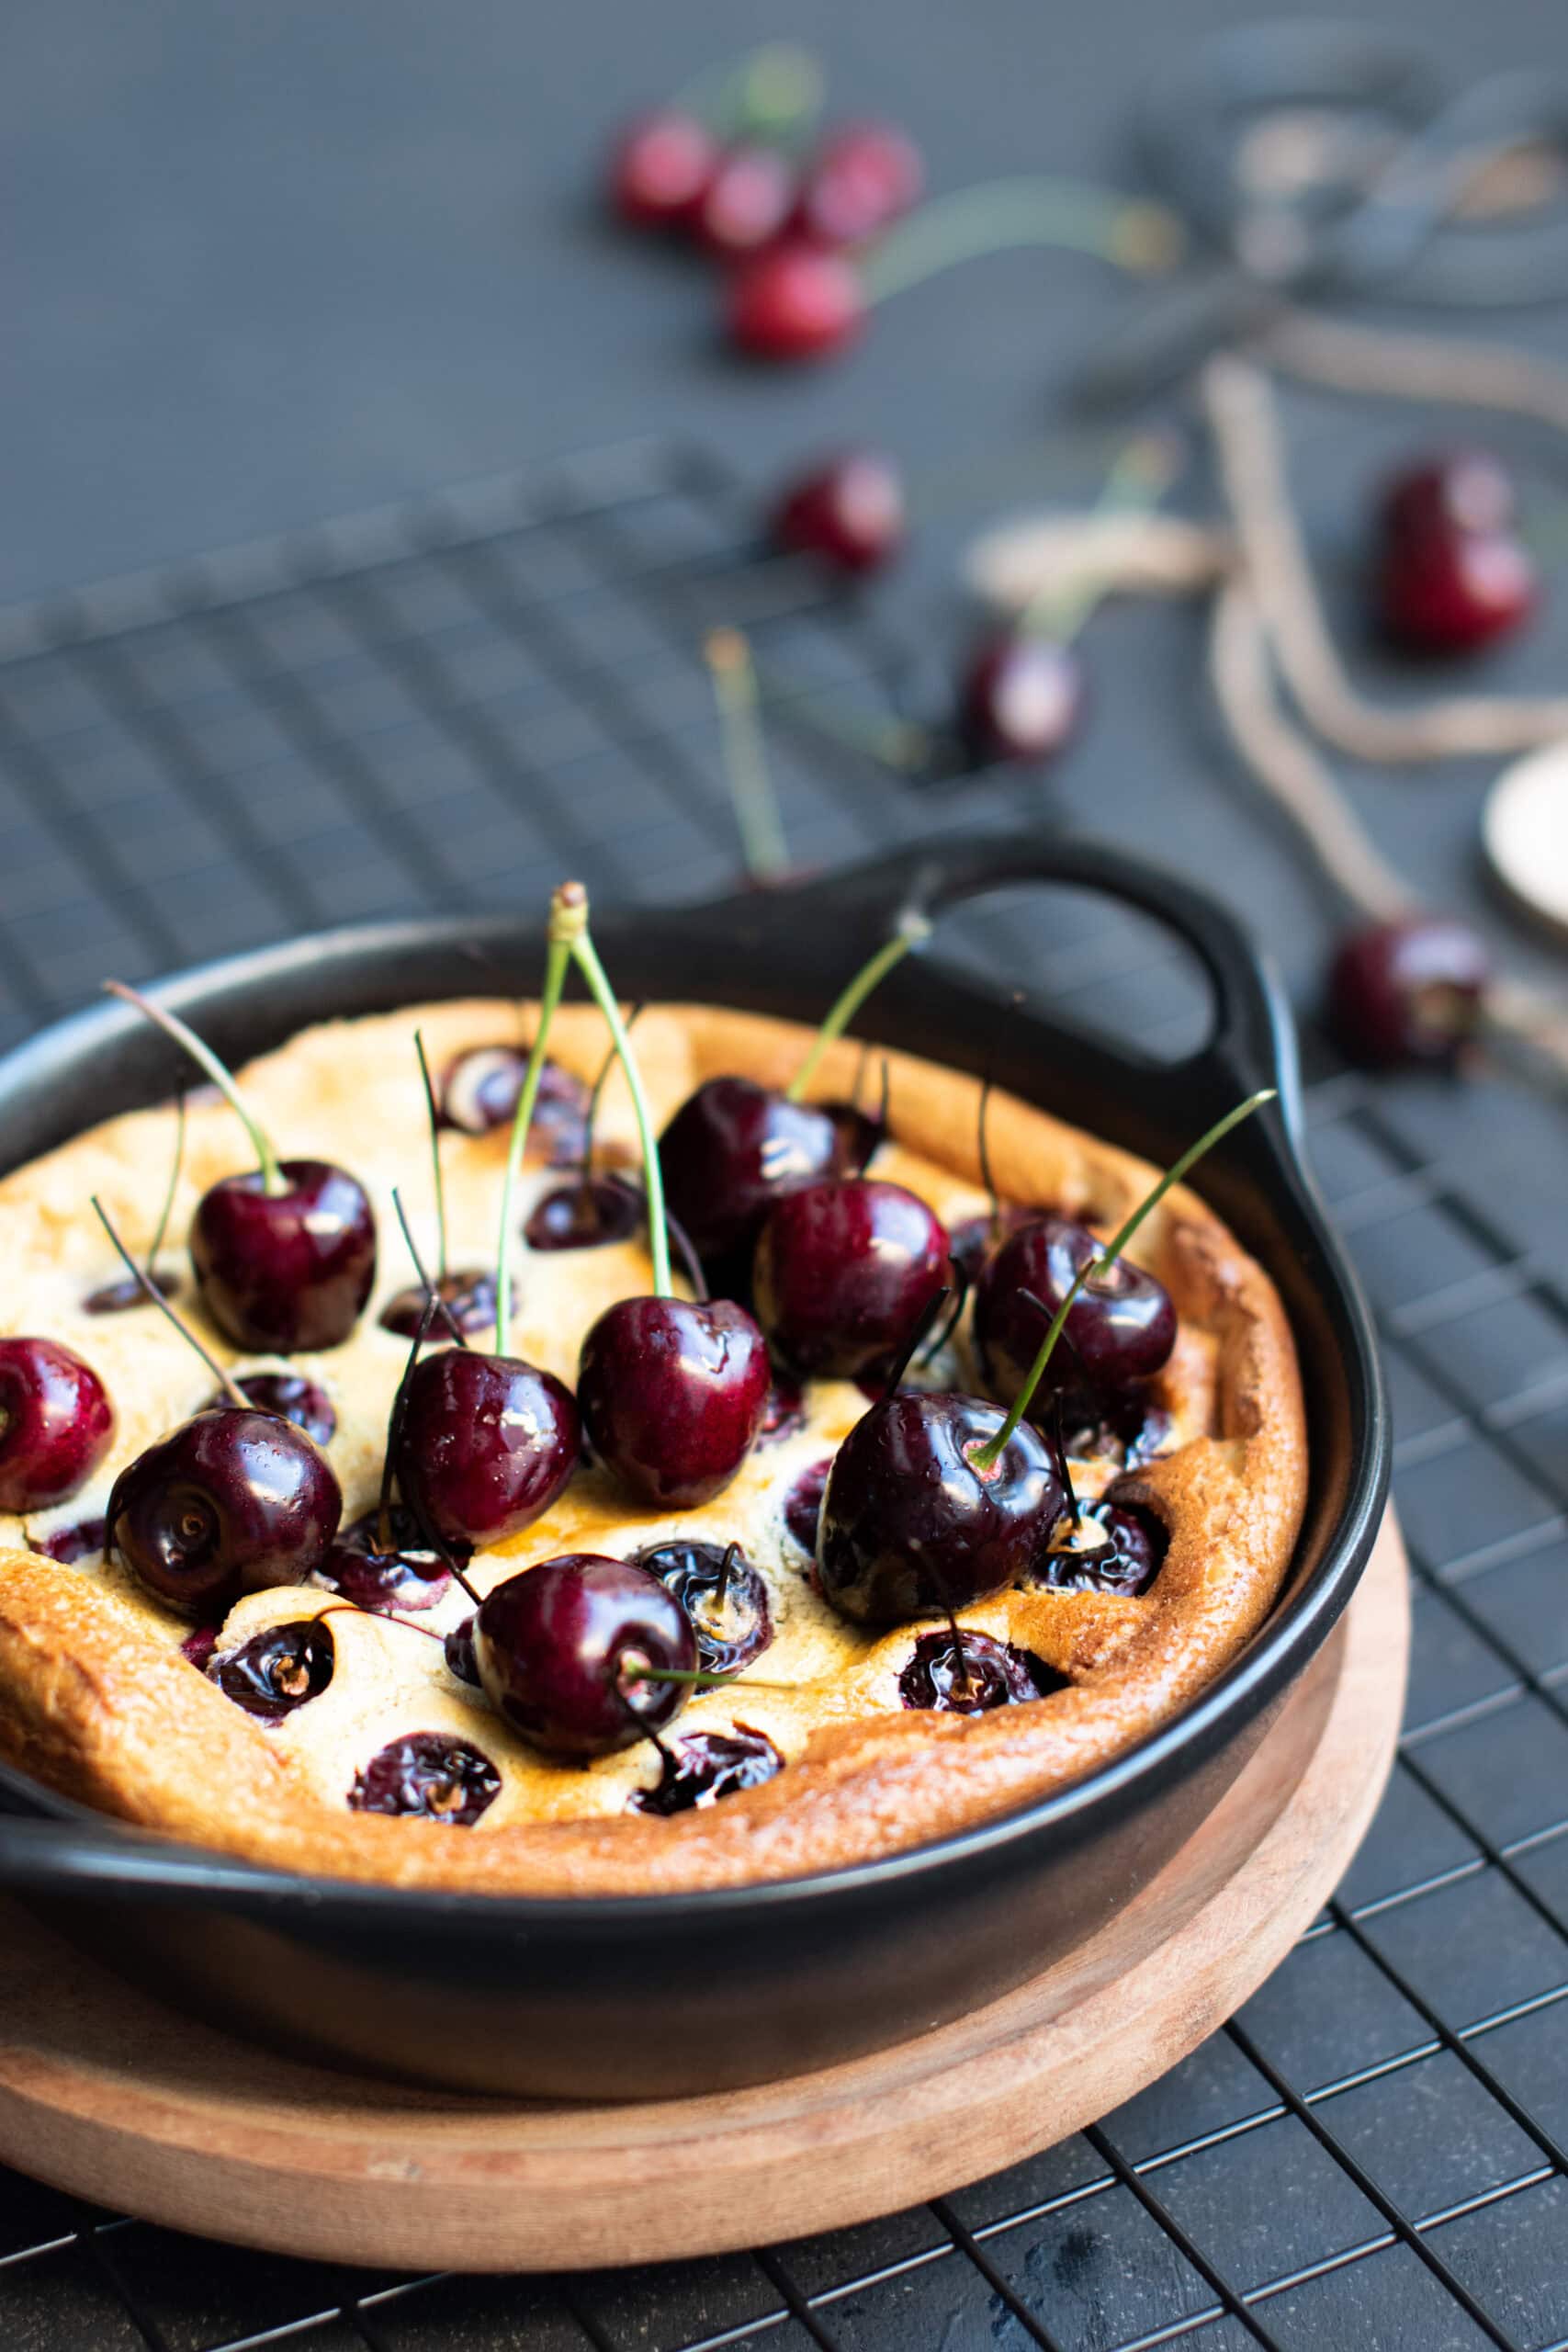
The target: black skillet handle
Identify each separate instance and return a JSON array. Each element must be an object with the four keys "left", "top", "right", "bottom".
[{"left": 673, "top": 831, "right": 1303, "bottom": 1138}]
